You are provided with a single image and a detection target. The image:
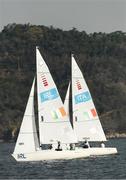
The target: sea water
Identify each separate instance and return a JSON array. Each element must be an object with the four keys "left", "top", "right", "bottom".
[{"left": 0, "top": 138, "right": 126, "bottom": 179}]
